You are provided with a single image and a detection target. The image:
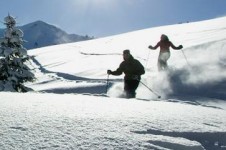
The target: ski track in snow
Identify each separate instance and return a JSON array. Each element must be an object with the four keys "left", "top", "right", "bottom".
[{"left": 29, "top": 55, "right": 114, "bottom": 94}]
